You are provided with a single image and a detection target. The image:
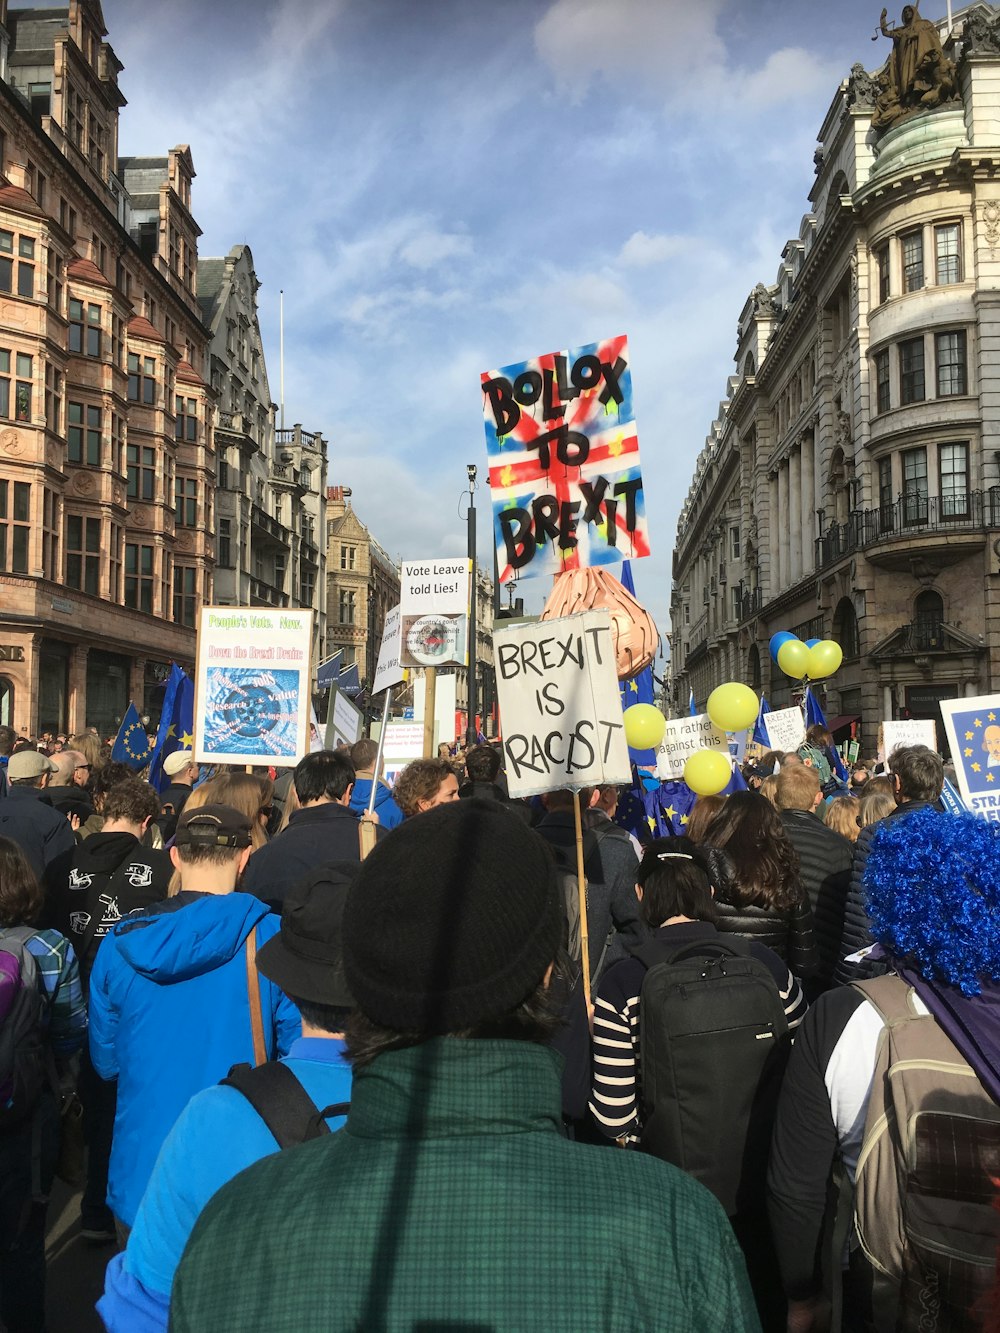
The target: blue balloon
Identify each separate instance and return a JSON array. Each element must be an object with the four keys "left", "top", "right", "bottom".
[
  {"left": 805, "top": 638, "right": 821, "bottom": 649},
  {"left": 769, "top": 631, "right": 796, "bottom": 664}
]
